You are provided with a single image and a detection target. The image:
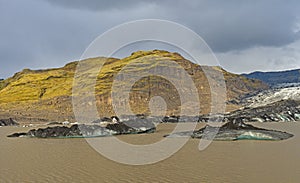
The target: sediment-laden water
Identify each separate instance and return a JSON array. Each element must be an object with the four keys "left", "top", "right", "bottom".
[{"left": 1, "top": 122, "right": 300, "bottom": 183}]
